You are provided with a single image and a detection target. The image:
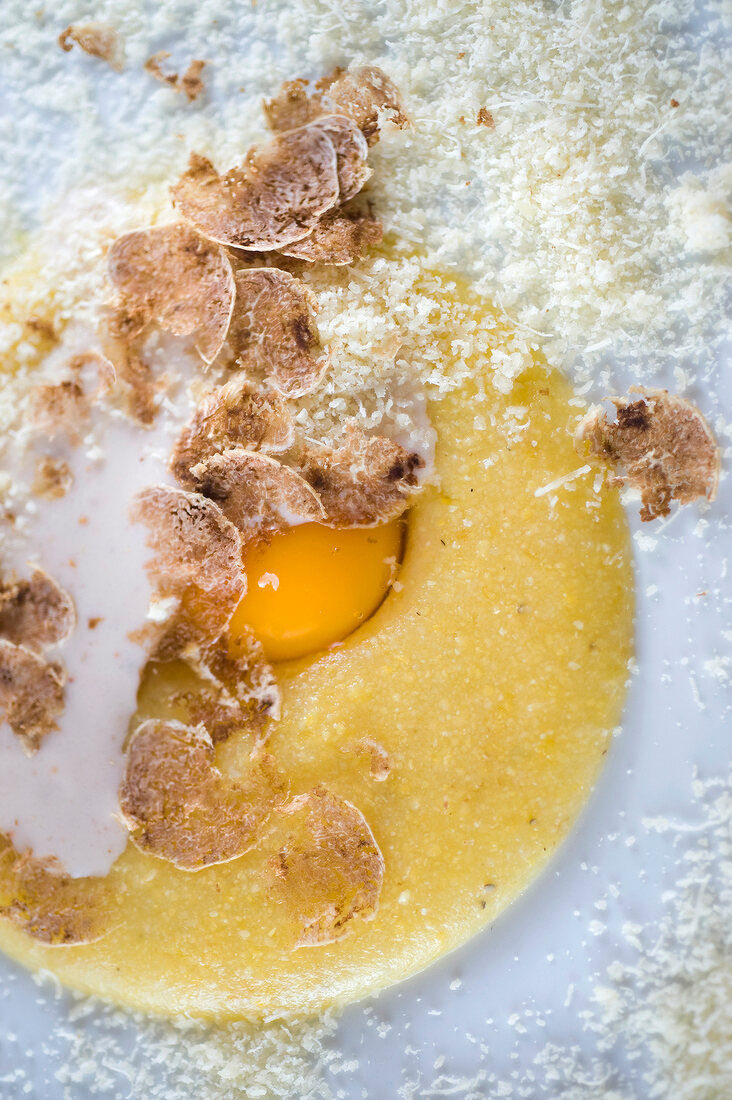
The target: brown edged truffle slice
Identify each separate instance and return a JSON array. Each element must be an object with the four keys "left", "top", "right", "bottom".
[
  {"left": 172, "top": 693, "right": 249, "bottom": 749},
  {"left": 264, "top": 66, "right": 408, "bottom": 146},
  {"left": 171, "top": 123, "right": 340, "bottom": 251},
  {"left": 131, "top": 486, "right": 245, "bottom": 661},
  {"left": 0, "top": 641, "right": 66, "bottom": 755},
  {"left": 189, "top": 448, "right": 325, "bottom": 541},
  {"left": 309, "top": 114, "right": 370, "bottom": 201},
  {"left": 262, "top": 78, "right": 322, "bottom": 133},
  {"left": 229, "top": 268, "right": 327, "bottom": 397},
  {"left": 278, "top": 203, "right": 383, "bottom": 266},
  {"left": 100, "top": 324, "right": 160, "bottom": 426},
  {"left": 0, "top": 569, "right": 75, "bottom": 652},
  {"left": 108, "top": 224, "right": 235, "bottom": 366},
  {"left": 183, "top": 630, "right": 280, "bottom": 743},
  {"left": 318, "top": 67, "right": 409, "bottom": 145},
  {"left": 0, "top": 834, "right": 109, "bottom": 945},
  {"left": 119, "top": 720, "right": 284, "bottom": 870},
  {"left": 576, "top": 388, "right": 721, "bottom": 522},
  {"left": 299, "top": 423, "right": 424, "bottom": 527},
  {"left": 170, "top": 378, "right": 295, "bottom": 490},
  {"left": 269, "top": 786, "right": 385, "bottom": 947}
]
